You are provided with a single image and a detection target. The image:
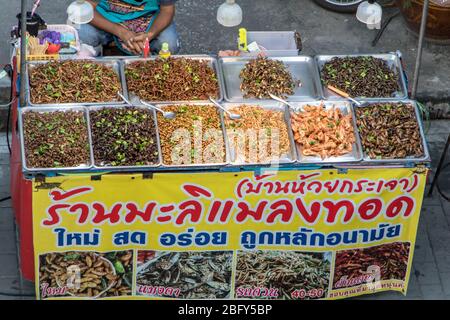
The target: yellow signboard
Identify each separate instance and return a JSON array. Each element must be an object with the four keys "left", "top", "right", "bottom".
[{"left": 32, "top": 168, "right": 427, "bottom": 300}]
